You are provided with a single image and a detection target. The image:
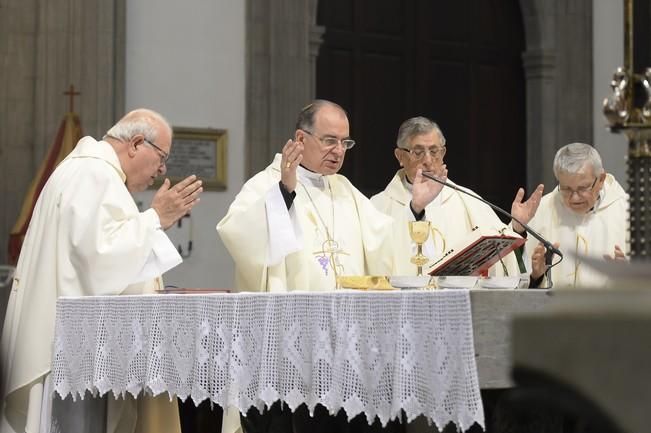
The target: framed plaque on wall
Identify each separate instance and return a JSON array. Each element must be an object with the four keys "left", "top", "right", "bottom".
[{"left": 157, "top": 127, "right": 227, "bottom": 191}]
